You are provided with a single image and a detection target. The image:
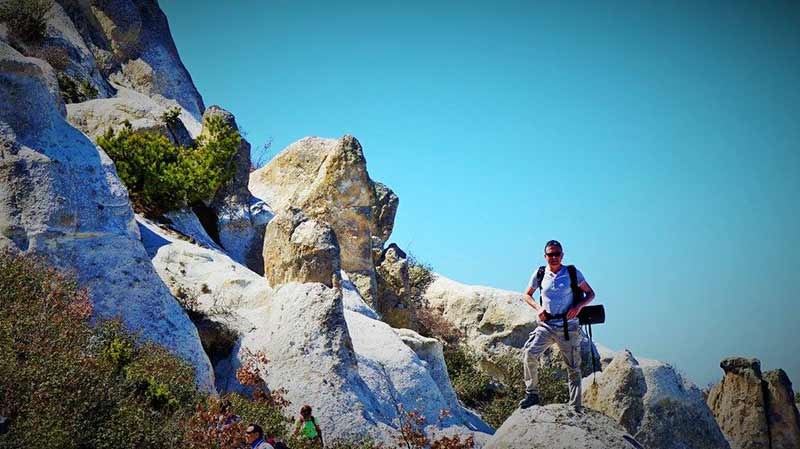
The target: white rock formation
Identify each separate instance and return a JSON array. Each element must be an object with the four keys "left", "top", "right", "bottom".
[
  {"left": 56, "top": 0, "right": 206, "bottom": 118},
  {"left": 485, "top": 404, "right": 644, "bottom": 449},
  {"left": 582, "top": 350, "right": 729, "bottom": 449},
  {"left": 250, "top": 135, "right": 396, "bottom": 303},
  {"left": 203, "top": 106, "right": 273, "bottom": 274},
  {"left": 66, "top": 86, "right": 198, "bottom": 147},
  {"left": 138, "top": 218, "right": 492, "bottom": 444},
  {"left": 0, "top": 42, "right": 213, "bottom": 390}
]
